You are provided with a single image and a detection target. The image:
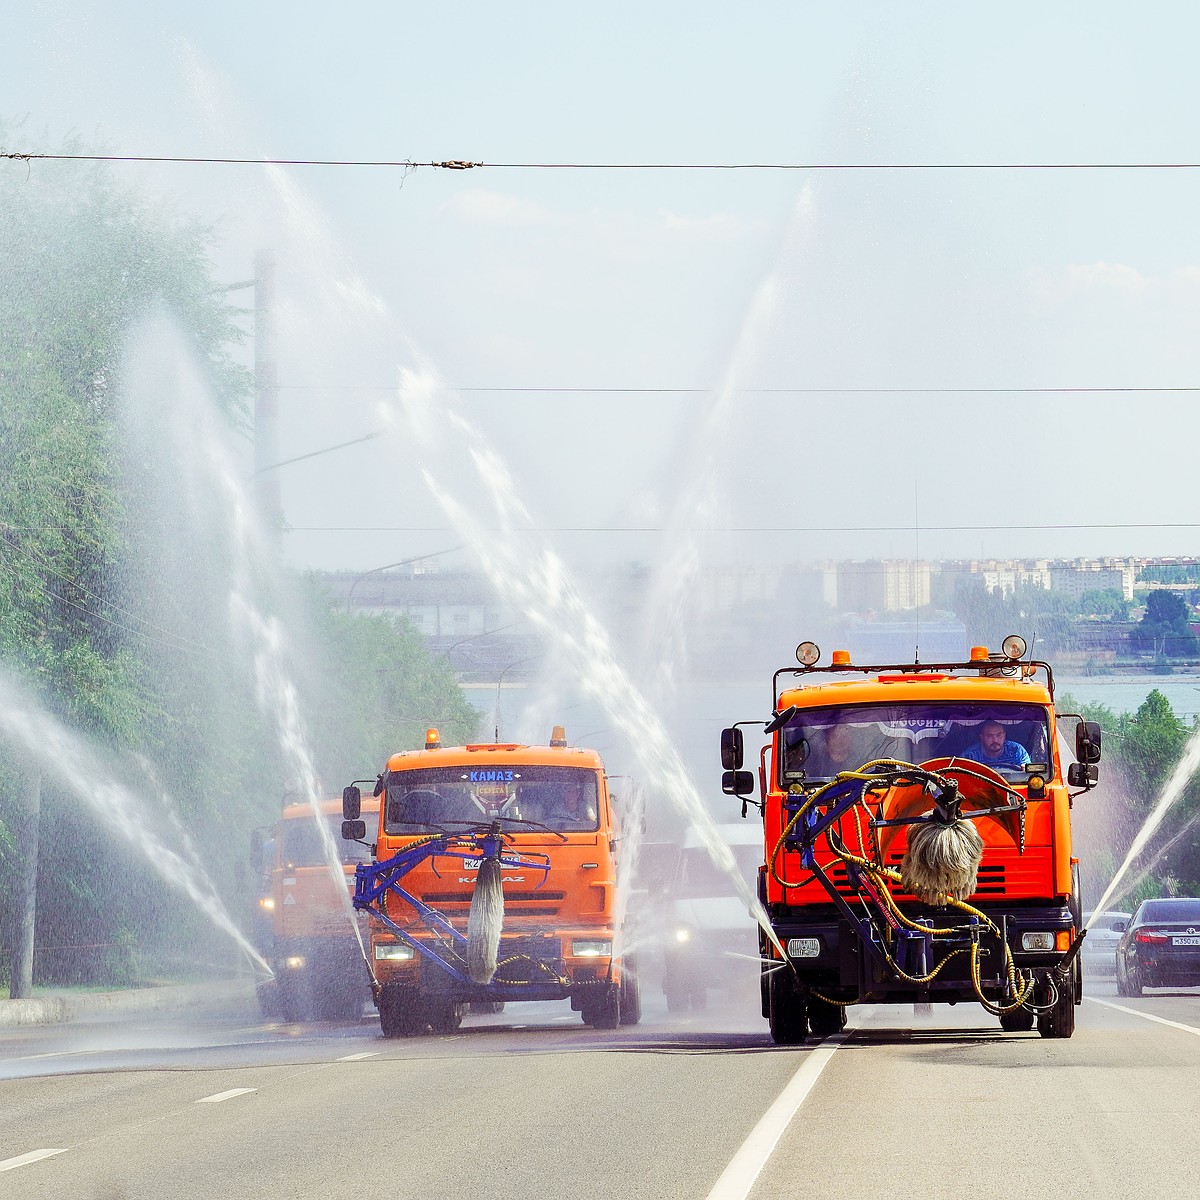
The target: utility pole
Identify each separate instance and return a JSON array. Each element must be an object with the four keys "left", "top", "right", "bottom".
[
  {"left": 254, "top": 250, "right": 283, "bottom": 549},
  {"left": 9, "top": 759, "right": 41, "bottom": 999}
]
